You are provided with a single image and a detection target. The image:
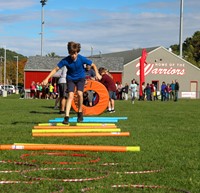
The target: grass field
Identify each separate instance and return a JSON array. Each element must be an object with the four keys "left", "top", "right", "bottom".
[{"left": 0, "top": 95, "right": 199, "bottom": 193}]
